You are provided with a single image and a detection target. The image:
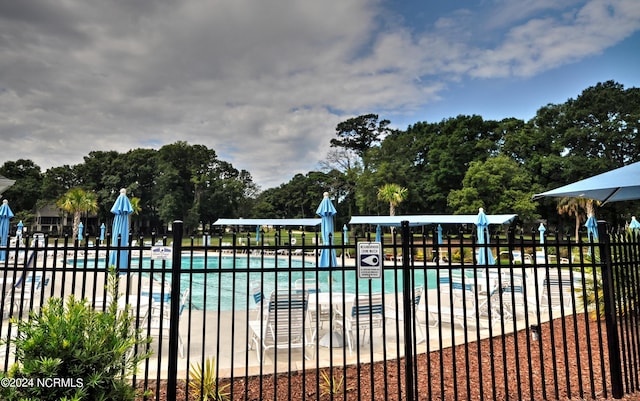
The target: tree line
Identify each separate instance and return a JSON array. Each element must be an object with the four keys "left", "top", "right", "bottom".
[{"left": 2, "top": 80, "right": 640, "bottom": 238}]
